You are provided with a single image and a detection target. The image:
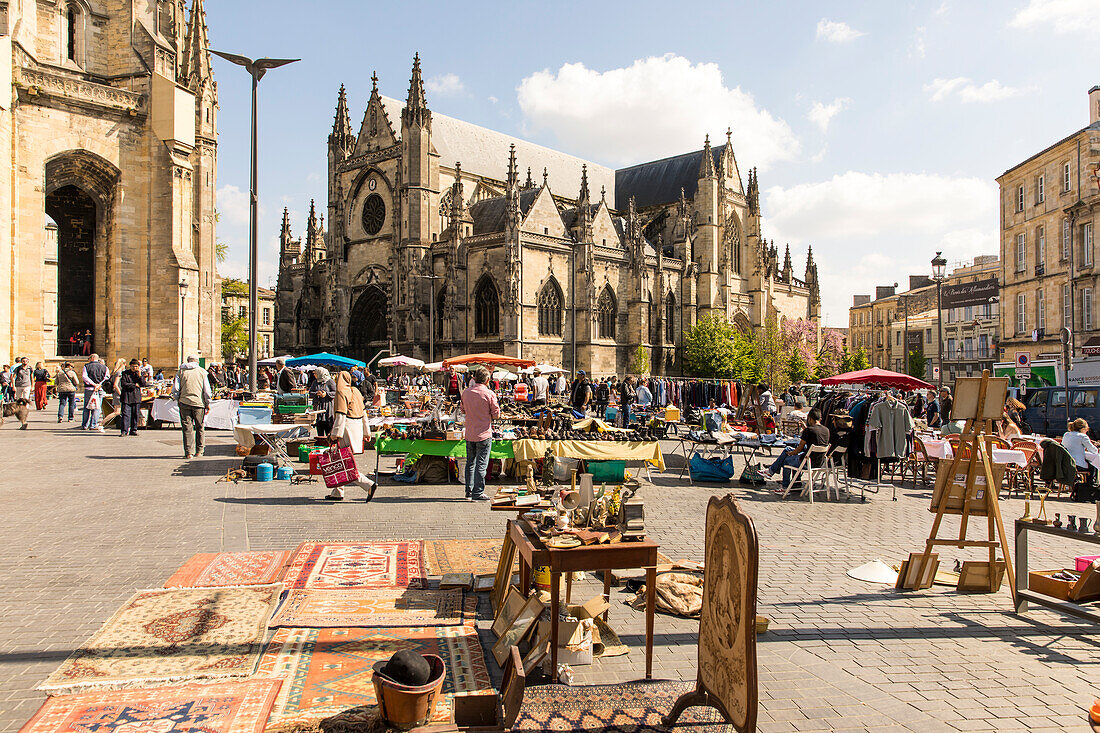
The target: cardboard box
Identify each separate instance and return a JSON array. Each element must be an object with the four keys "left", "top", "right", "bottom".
[{"left": 539, "top": 617, "right": 594, "bottom": 665}]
